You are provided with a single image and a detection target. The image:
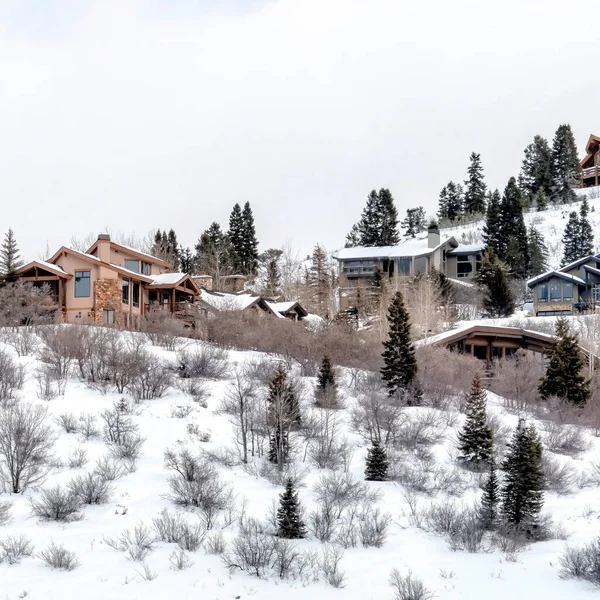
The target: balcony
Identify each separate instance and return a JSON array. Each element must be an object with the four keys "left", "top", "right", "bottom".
[
  {"left": 582, "top": 165, "right": 600, "bottom": 186},
  {"left": 144, "top": 301, "right": 196, "bottom": 314}
]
